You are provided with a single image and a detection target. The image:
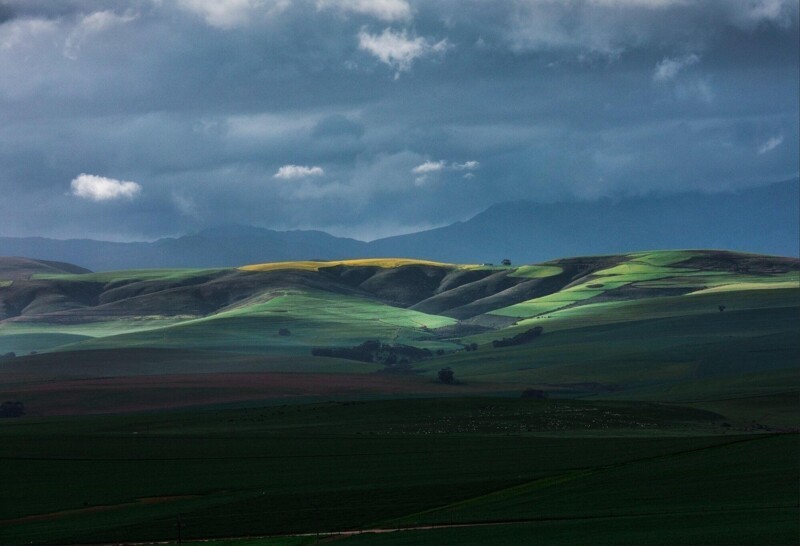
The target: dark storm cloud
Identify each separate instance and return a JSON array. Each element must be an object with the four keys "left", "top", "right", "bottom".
[{"left": 0, "top": 0, "right": 797, "bottom": 240}]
